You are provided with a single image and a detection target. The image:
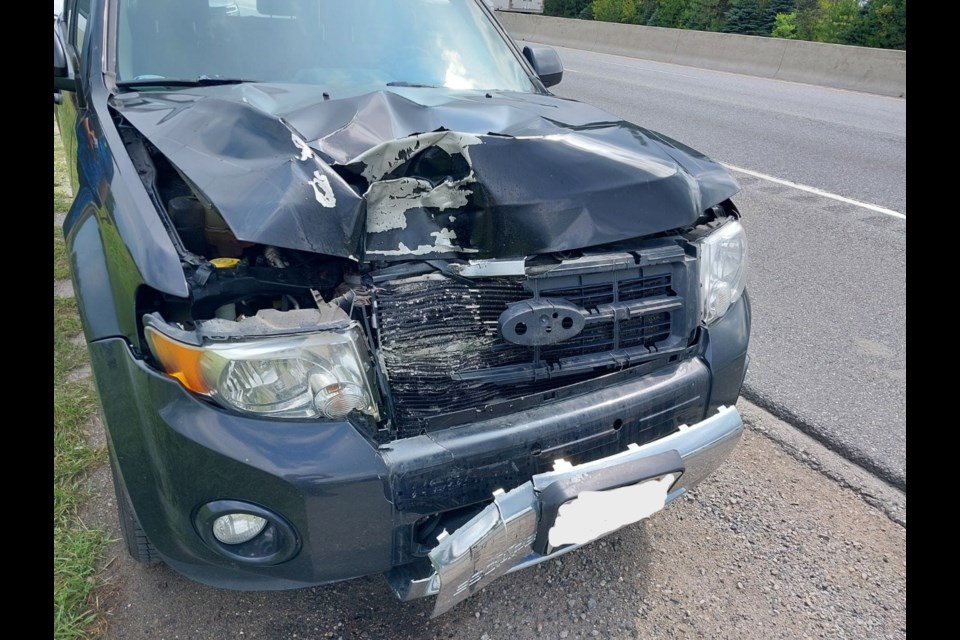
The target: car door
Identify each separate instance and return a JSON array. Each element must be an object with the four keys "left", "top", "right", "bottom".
[{"left": 55, "top": 0, "right": 91, "bottom": 194}]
